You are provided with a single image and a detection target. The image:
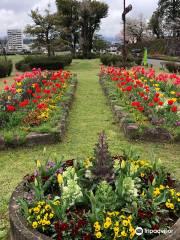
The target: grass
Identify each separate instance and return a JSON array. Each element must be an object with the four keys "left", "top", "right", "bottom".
[
  {"left": 149, "top": 55, "right": 180, "bottom": 62},
  {"left": 0, "top": 55, "right": 25, "bottom": 90},
  {"left": 0, "top": 59, "right": 180, "bottom": 238}
]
